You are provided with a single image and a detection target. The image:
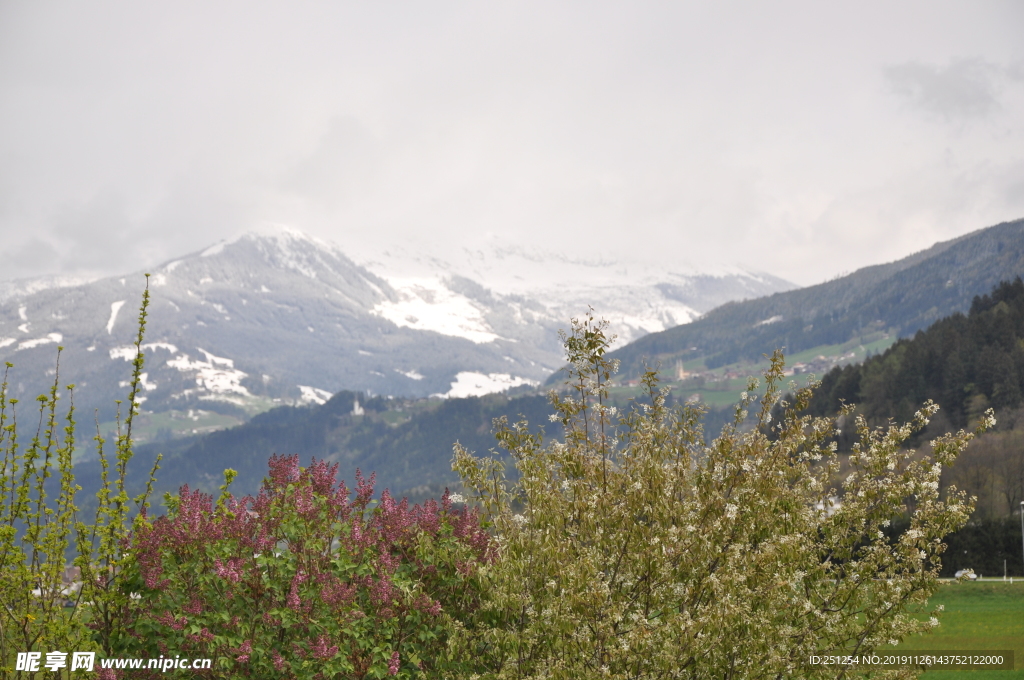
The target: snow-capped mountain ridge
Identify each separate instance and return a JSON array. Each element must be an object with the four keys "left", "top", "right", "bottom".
[
  {"left": 354, "top": 238, "right": 794, "bottom": 348},
  {"left": 0, "top": 228, "right": 794, "bottom": 427}
]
